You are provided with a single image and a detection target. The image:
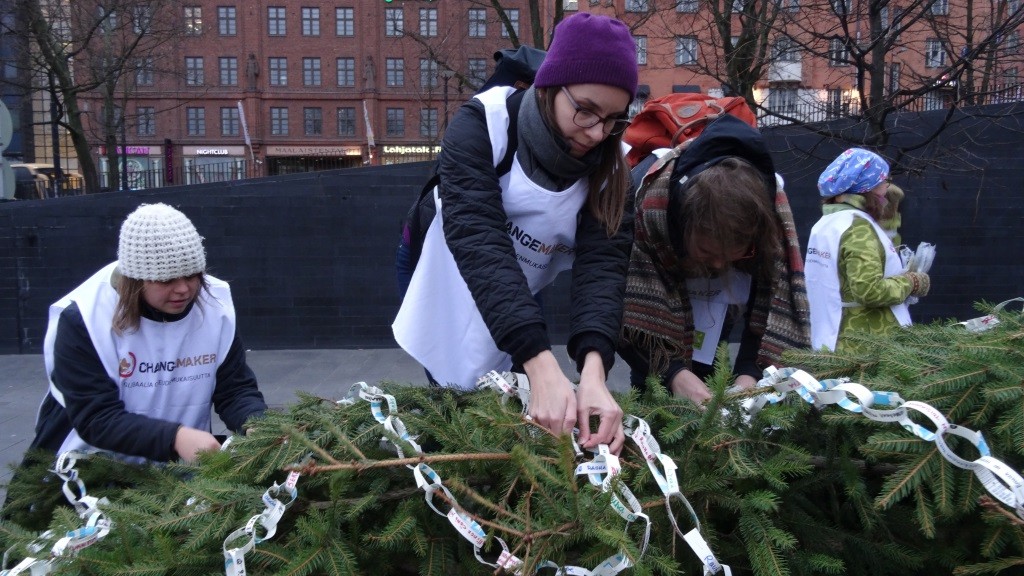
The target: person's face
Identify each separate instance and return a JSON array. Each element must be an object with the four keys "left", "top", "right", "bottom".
[
  {"left": 868, "top": 180, "right": 889, "bottom": 208},
  {"left": 142, "top": 274, "right": 201, "bottom": 315},
  {"left": 553, "top": 84, "right": 631, "bottom": 158},
  {"left": 685, "top": 235, "right": 755, "bottom": 276}
]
